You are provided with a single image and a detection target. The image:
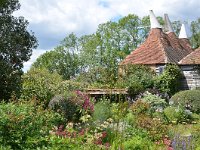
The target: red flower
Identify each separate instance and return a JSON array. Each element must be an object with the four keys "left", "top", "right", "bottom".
[
  {"left": 79, "top": 129, "right": 85, "bottom": 136},
  {"left": 102, "top": 131, "right": 107, "bottom": 138},
  {"left": 94, "top": 139, "right": 102, "bottom": 145}
]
